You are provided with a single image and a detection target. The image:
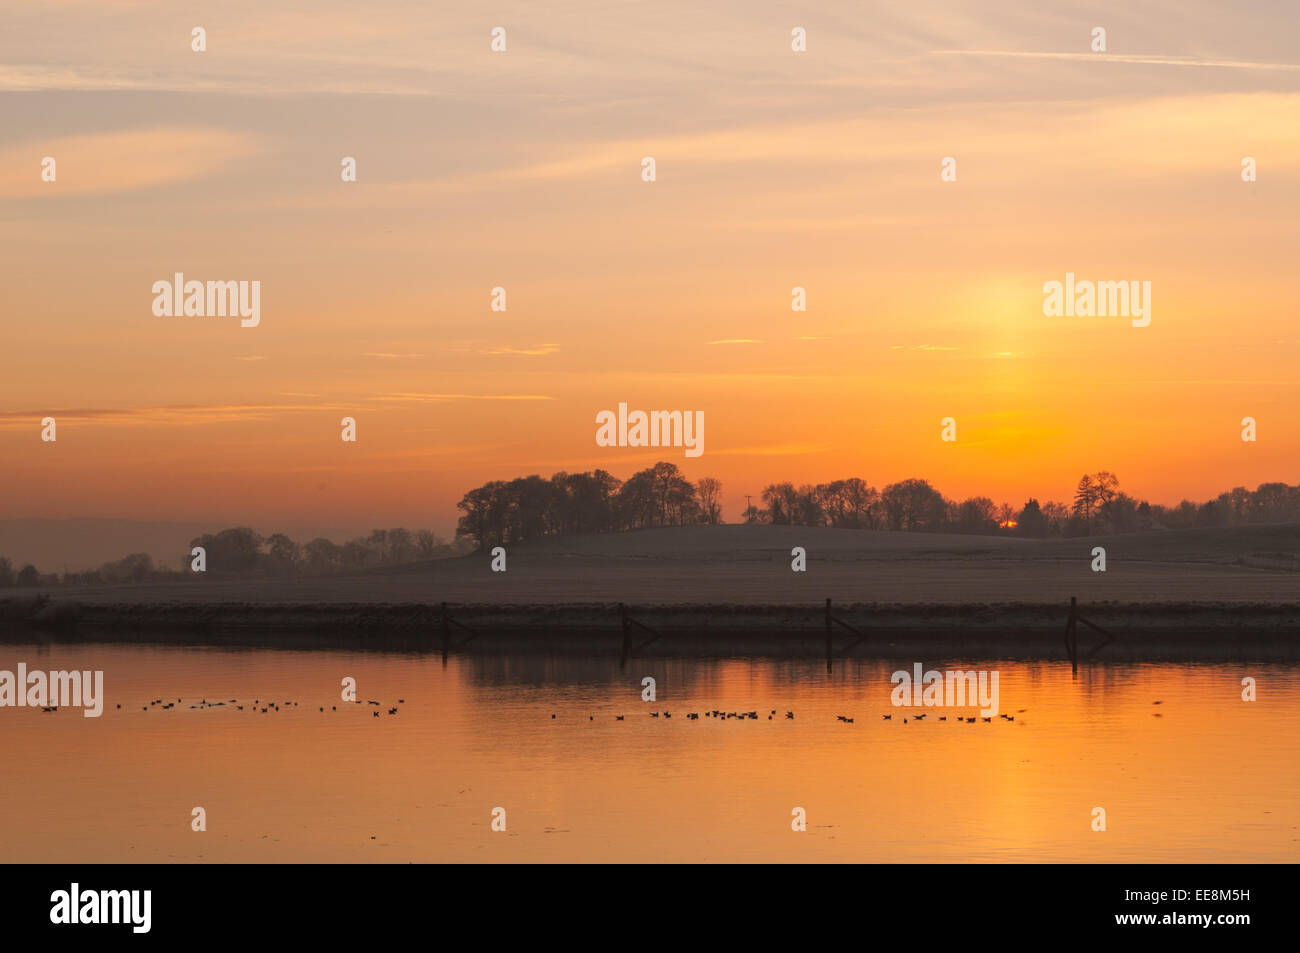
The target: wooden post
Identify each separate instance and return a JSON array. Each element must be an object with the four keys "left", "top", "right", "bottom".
[
  {"left": 825, "top": 598, "right": 833, "bottom": 674},
  {"left": 1067, "top": 596, "right": 1079, "bottom": 674},
  {"left": 618, "top": 603, "right": 631, "bottom": 668},
  {"left": 439, "top": 601, "right": 451, "bottom": 666}
]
